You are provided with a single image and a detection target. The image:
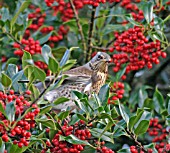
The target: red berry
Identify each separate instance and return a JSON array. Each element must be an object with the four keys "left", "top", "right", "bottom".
[{"left": 2, "top": 134, "right": 9, "bottom": 142}]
